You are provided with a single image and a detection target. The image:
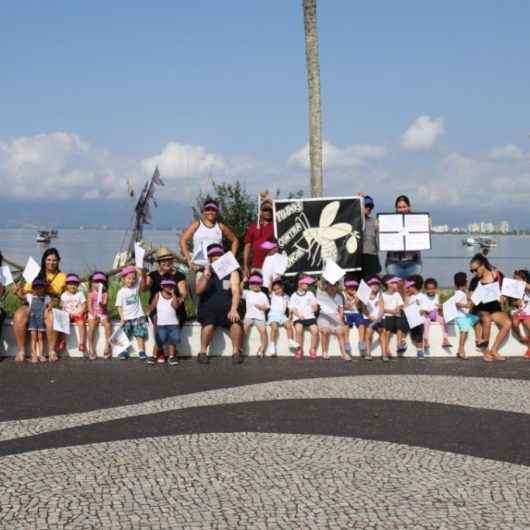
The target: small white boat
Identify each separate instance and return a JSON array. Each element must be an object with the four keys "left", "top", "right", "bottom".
[
  {"left": 462, "top": 237, "right": 476, "bottom": 246},
  {"left": 477, "top": 237, "right": 497, "bottom": 248},
  {"left": 36, "top": 230, "right": 51, "bottom": 244}
]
